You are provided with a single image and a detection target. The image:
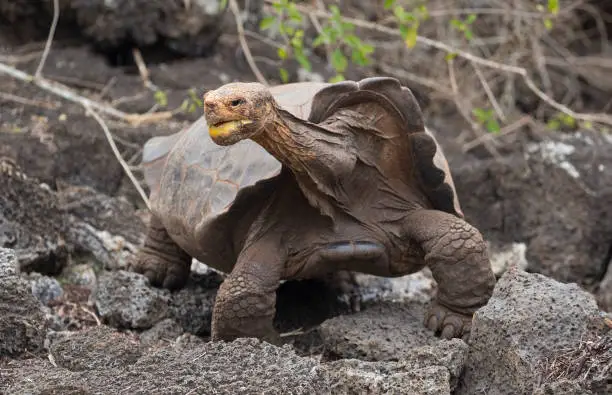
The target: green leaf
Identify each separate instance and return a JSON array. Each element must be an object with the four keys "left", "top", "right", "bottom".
[
  {"left": 581, "top": 120, "right": 593, "bottom": 129},
  {"left": 465, "top": 14, "right": 477, "bottom": 24},
  {"left": 464, "top": 29, "right": 473, "bottom": 40},
  {"left": 153, "top": 90, "right": 168, "bottom": 107},
  {"left": 331, "top": 48, "right": 348, "bottom": 73},
  {"left": 486, "top": 119, "right": 501, "bottom": 134},
  {"left": 294, "top": 51, "right": 312, "bottom": 71},
  {"left": 277, "top": 47, "right": 288, "bottom": 60},
  {"left": 547, "top": 119, "right": 561, "bottom": 130},
  {"left": 472, "top": 107, "right": 488, "bottom": 121},
  {"left": 543, "top": 18, "right": 553, "bottom": 31},
  {"left": 548, "top": 0, "right": 559, "bottom": 15},
  {"left": 404, "top": 24, "right": 418, "bottom": 48},
  {"left": 360, "top": 42, "right": 375, "bottom": 55},
  {"left": 279, "top": 68, "right": 289, "bottom": 83},
  {"left": 329, "top": 74, "right": 345, "bottom": 83},
  {"left": 344, "top": 34, "right": 361, "bottom": 48},
  {"left": 450, "top": 19, "right": 463, "bottom": 29},
  {"left": 384, "top": 0, "right": 395, "bottom": 9},
  {"left": 312, "top": 33, "right": 328, "bottom": 47},
  {"left": 259, "top": 16, "right": 276, "bottom": 31},
  {"left": 444, "top": 52, "right": 457, "bottom": 62}
]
